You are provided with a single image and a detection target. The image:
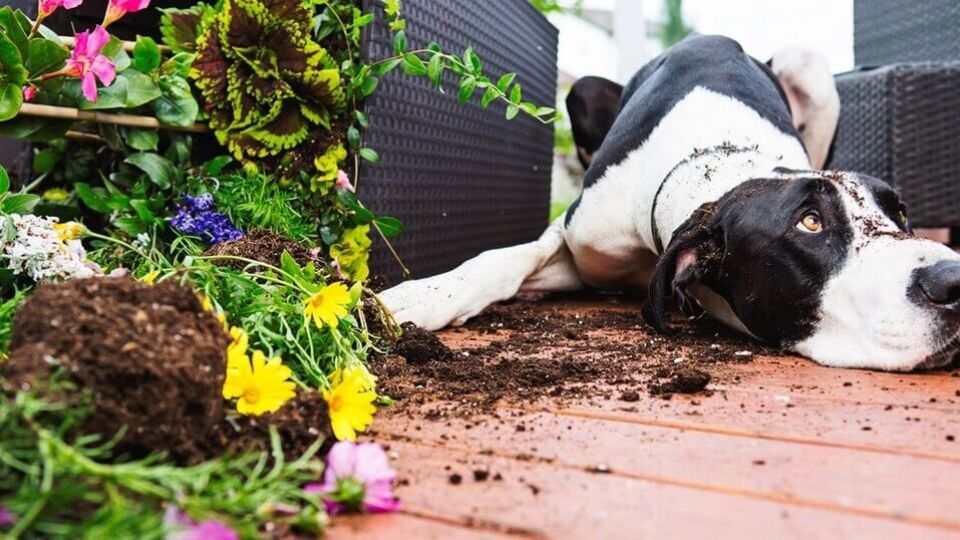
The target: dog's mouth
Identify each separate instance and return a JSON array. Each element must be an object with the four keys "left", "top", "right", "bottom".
[{"left": 917, "top": 333, "right": 960, "bottom": 370}]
